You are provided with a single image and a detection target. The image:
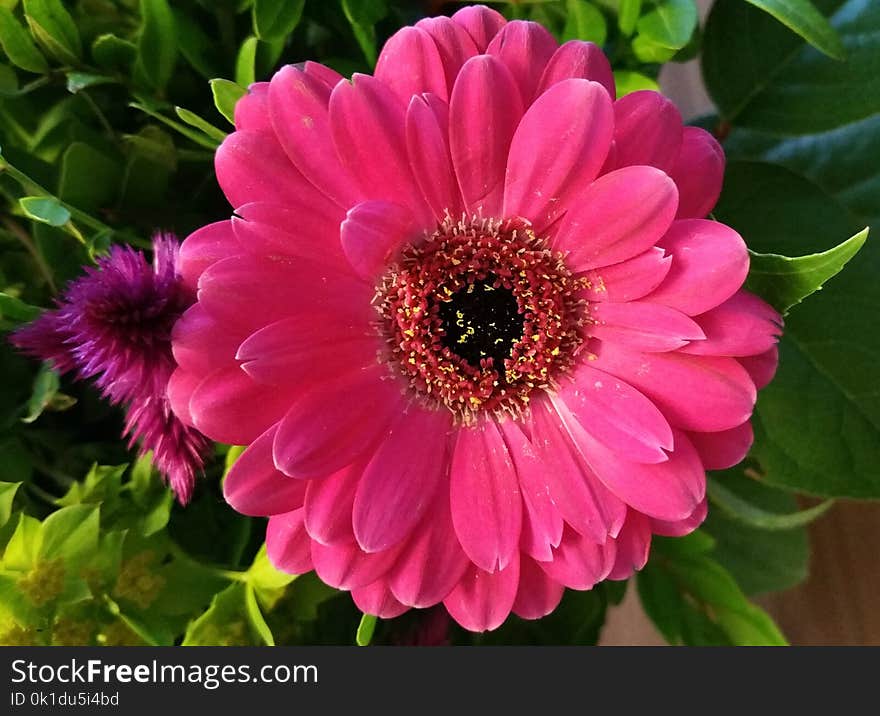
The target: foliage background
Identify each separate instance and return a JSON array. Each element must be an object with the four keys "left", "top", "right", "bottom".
[{"left": 0, "top": 0, "right": 875, "bottom": 646}]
